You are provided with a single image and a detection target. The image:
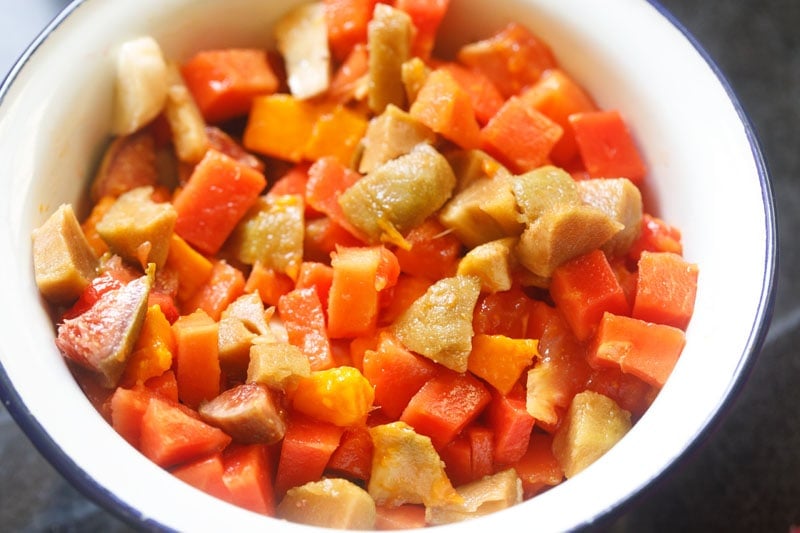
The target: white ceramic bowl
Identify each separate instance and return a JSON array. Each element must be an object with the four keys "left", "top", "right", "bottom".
[{"left": 0, "top": 0, "right": 776, "bottom": 531}]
